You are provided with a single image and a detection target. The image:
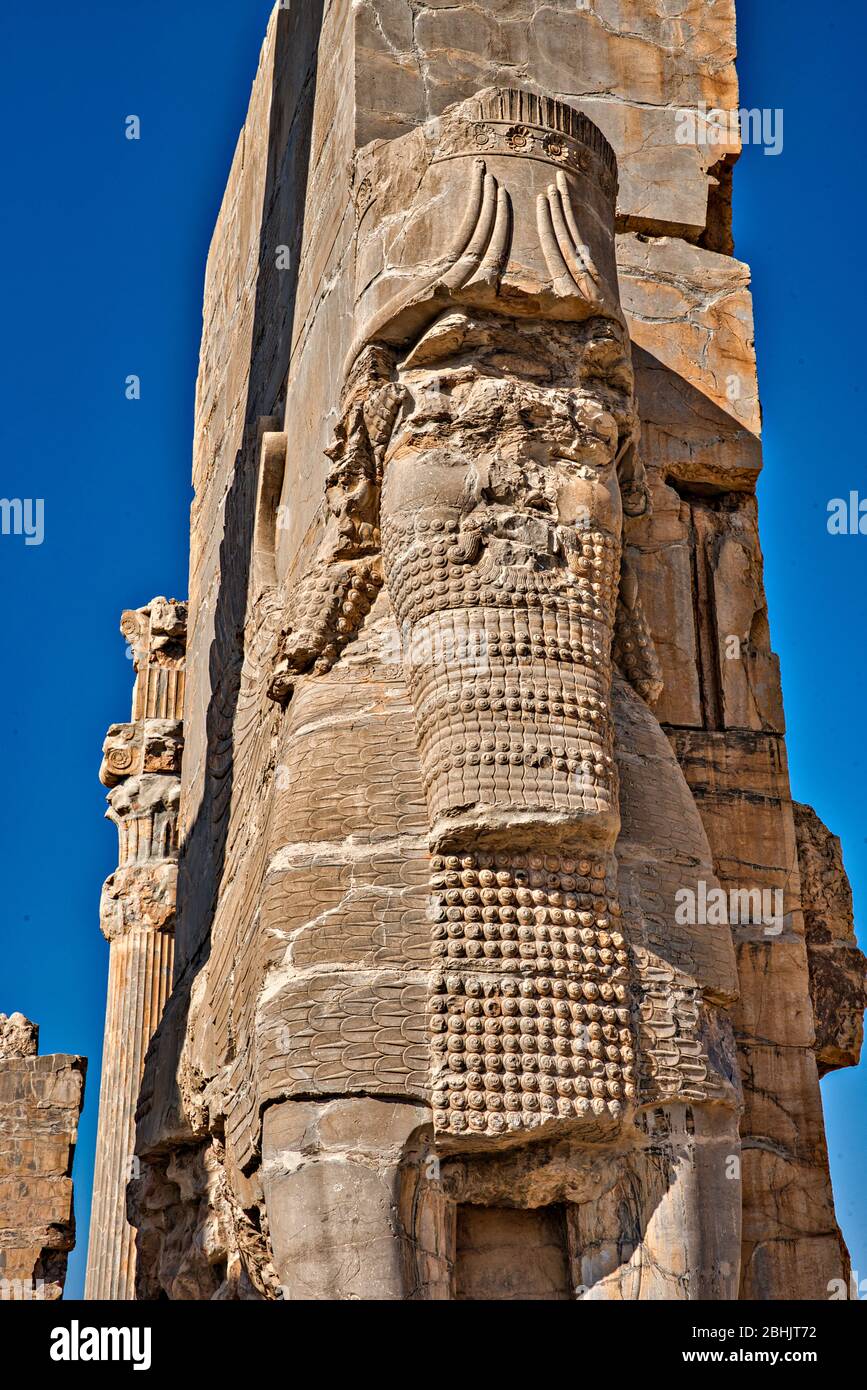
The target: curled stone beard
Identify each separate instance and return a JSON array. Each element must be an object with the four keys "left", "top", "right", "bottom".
[
  {"left": 383, "top": 508, "right": 622, "bottom": 845},
  {"left": 381, "top": 499, "right": 637, "bottom": 1142}
]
